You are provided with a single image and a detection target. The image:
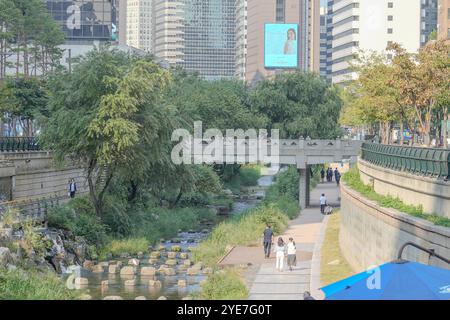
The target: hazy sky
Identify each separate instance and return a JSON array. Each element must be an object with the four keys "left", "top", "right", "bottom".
[{"left": 321, "top": 0, "right": 327, "bottom": 7}]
